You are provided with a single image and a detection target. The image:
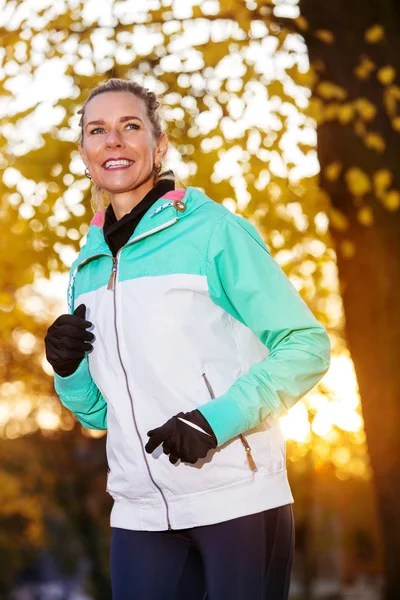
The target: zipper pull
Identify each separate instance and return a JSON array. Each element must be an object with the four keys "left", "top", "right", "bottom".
[
  {"left": 239, "top": 434, "right": 257, "bottom": 472},
  {"left": 245, "top": 448, "right": 257, "bottom": 472},
  {"left": 107, "top": 258, "right": 118, "bottom": 290}
]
